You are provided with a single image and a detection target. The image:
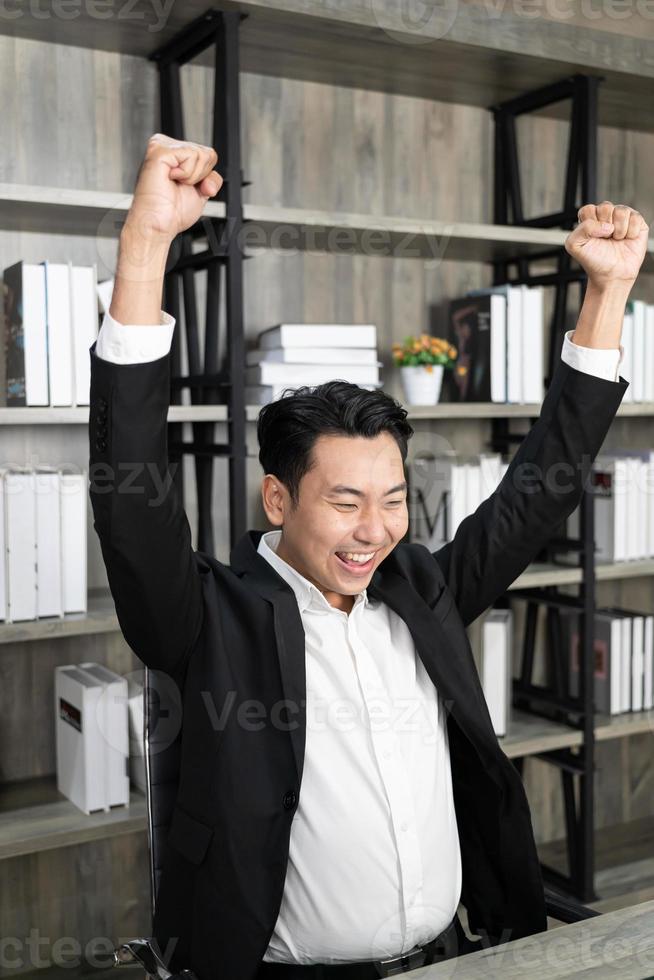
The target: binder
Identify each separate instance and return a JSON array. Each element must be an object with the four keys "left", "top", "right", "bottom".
[
  {"left": 2, "top": 467, "right": 37, "bottom": 622},
  {"left": 59, "top": 468, "right": 87, "bottom": 614},
  {"left": 69, "top": 261, "right": 99, "bottom": 406},
  {"left": 34, "top": 466, "right": 63, "bottom": 618},
  {"left": 55, "top": 665, "right": 107, "bottom": 814},
  {"left": 79, "top": 663, "right": 130, "bottom": 807},
  {"left": 42, "top": 260, "right": 73, "bottom": 406},
  {"left": 480, "top": 609, "right": 512, "bottom": 736}
]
